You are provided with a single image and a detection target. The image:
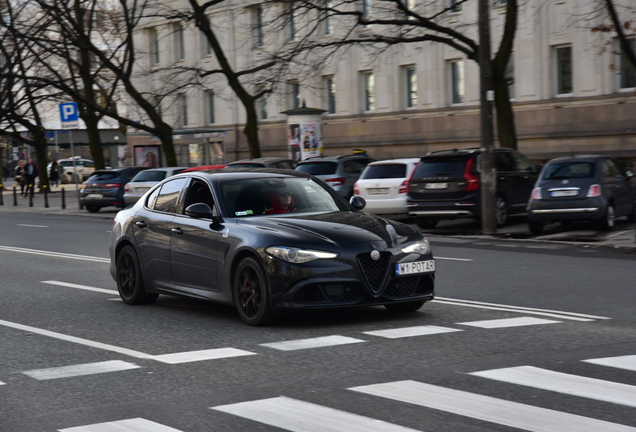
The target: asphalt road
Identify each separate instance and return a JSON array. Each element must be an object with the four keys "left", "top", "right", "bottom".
[{"left": 1, "top": 212, "right": 635, "bottom": 432}]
